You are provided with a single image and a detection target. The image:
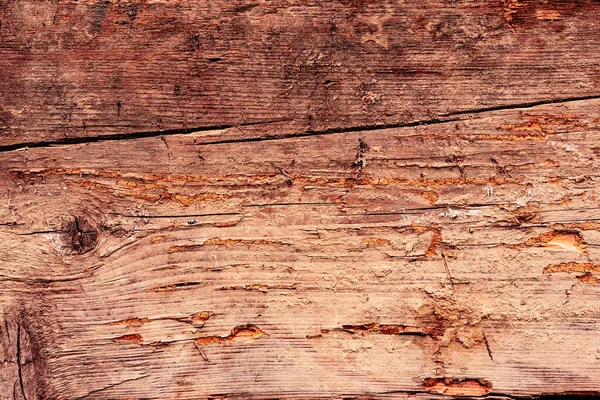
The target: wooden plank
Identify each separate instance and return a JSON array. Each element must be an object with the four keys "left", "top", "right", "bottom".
[
  {"left": 2, "top": 99, "right": 600, "bottom": 398},
  {"left": 2, "top": 0, "right": 600, "bottom": 148}
]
